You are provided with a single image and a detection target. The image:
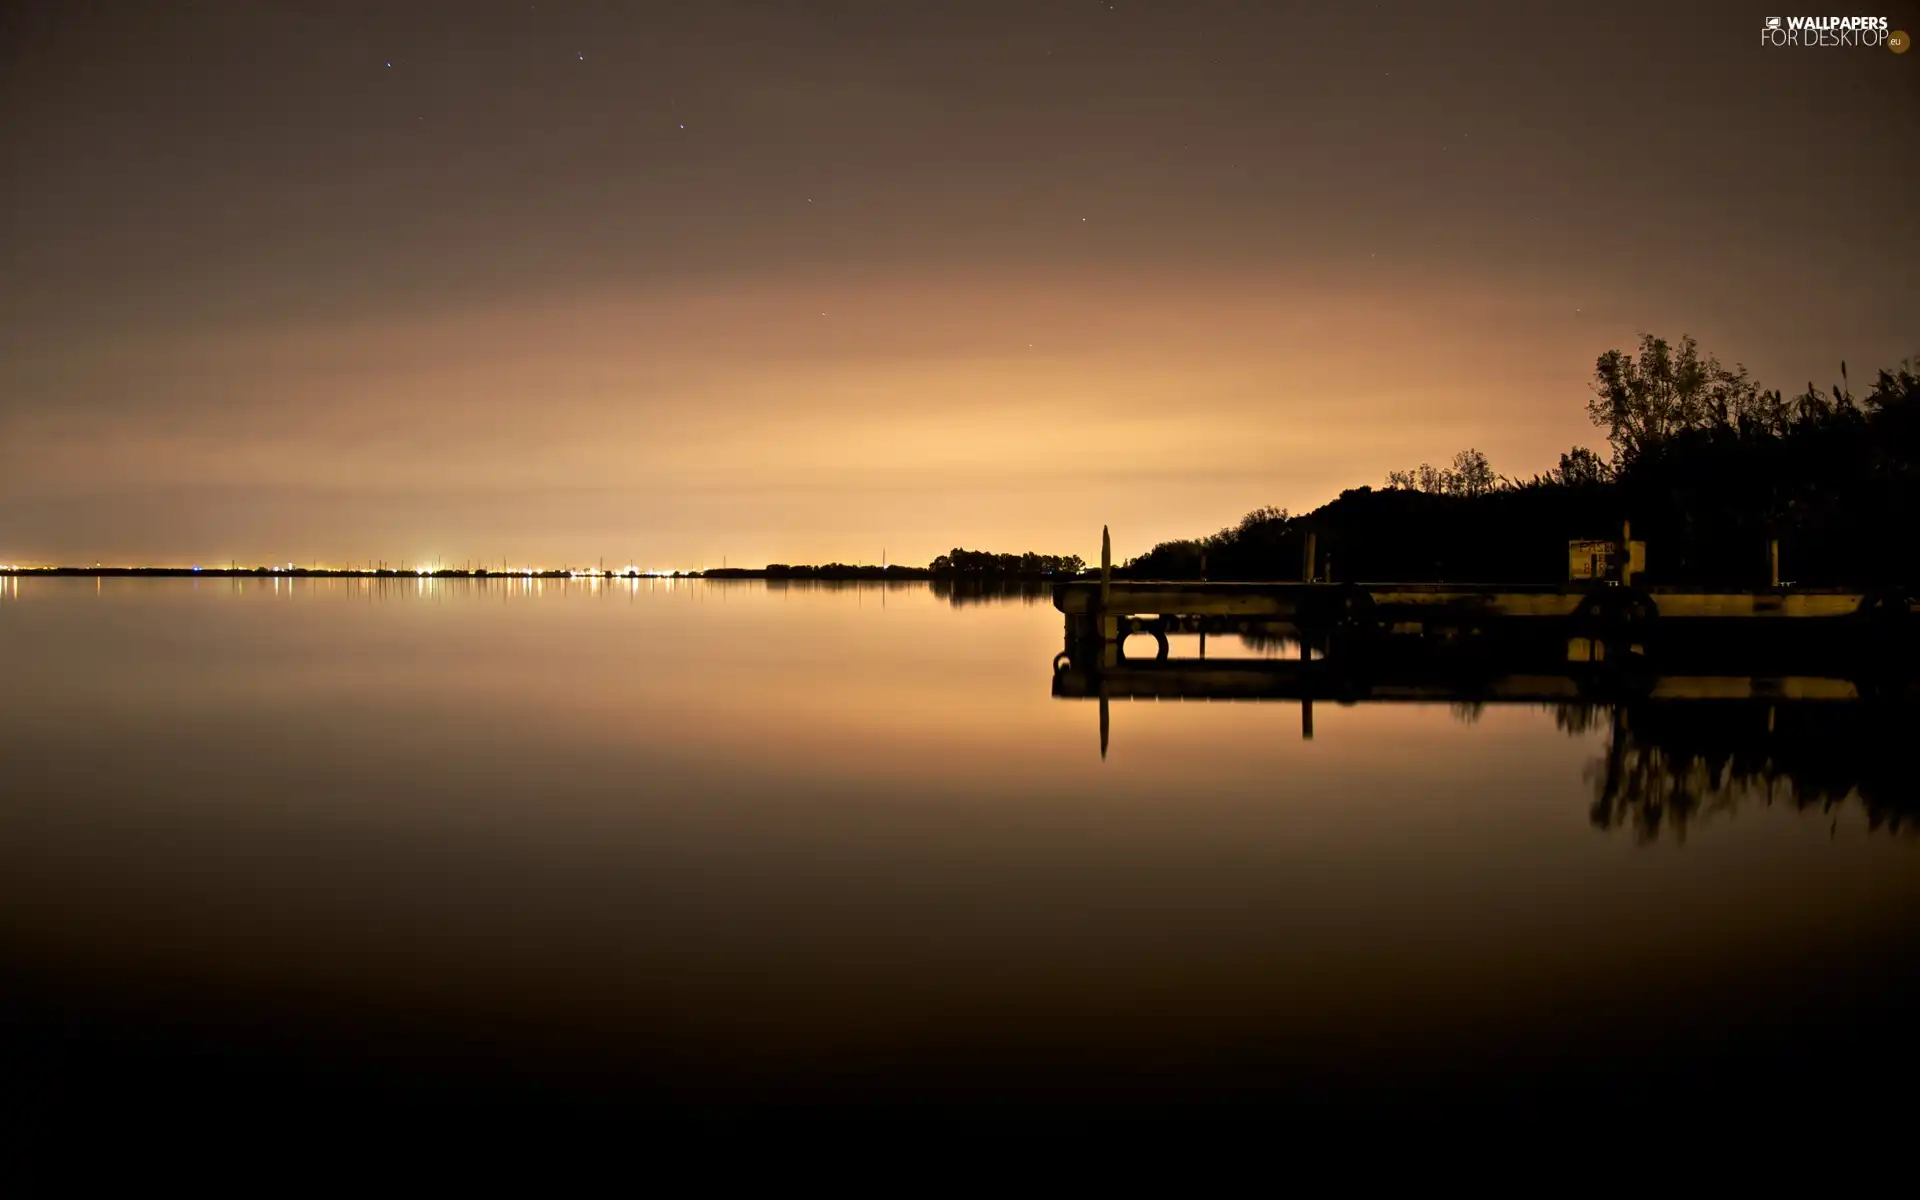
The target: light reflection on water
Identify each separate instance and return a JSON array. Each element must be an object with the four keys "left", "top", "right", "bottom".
[{"left": 2, "top": 578, "right": 1916, "bottom": 1124}]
